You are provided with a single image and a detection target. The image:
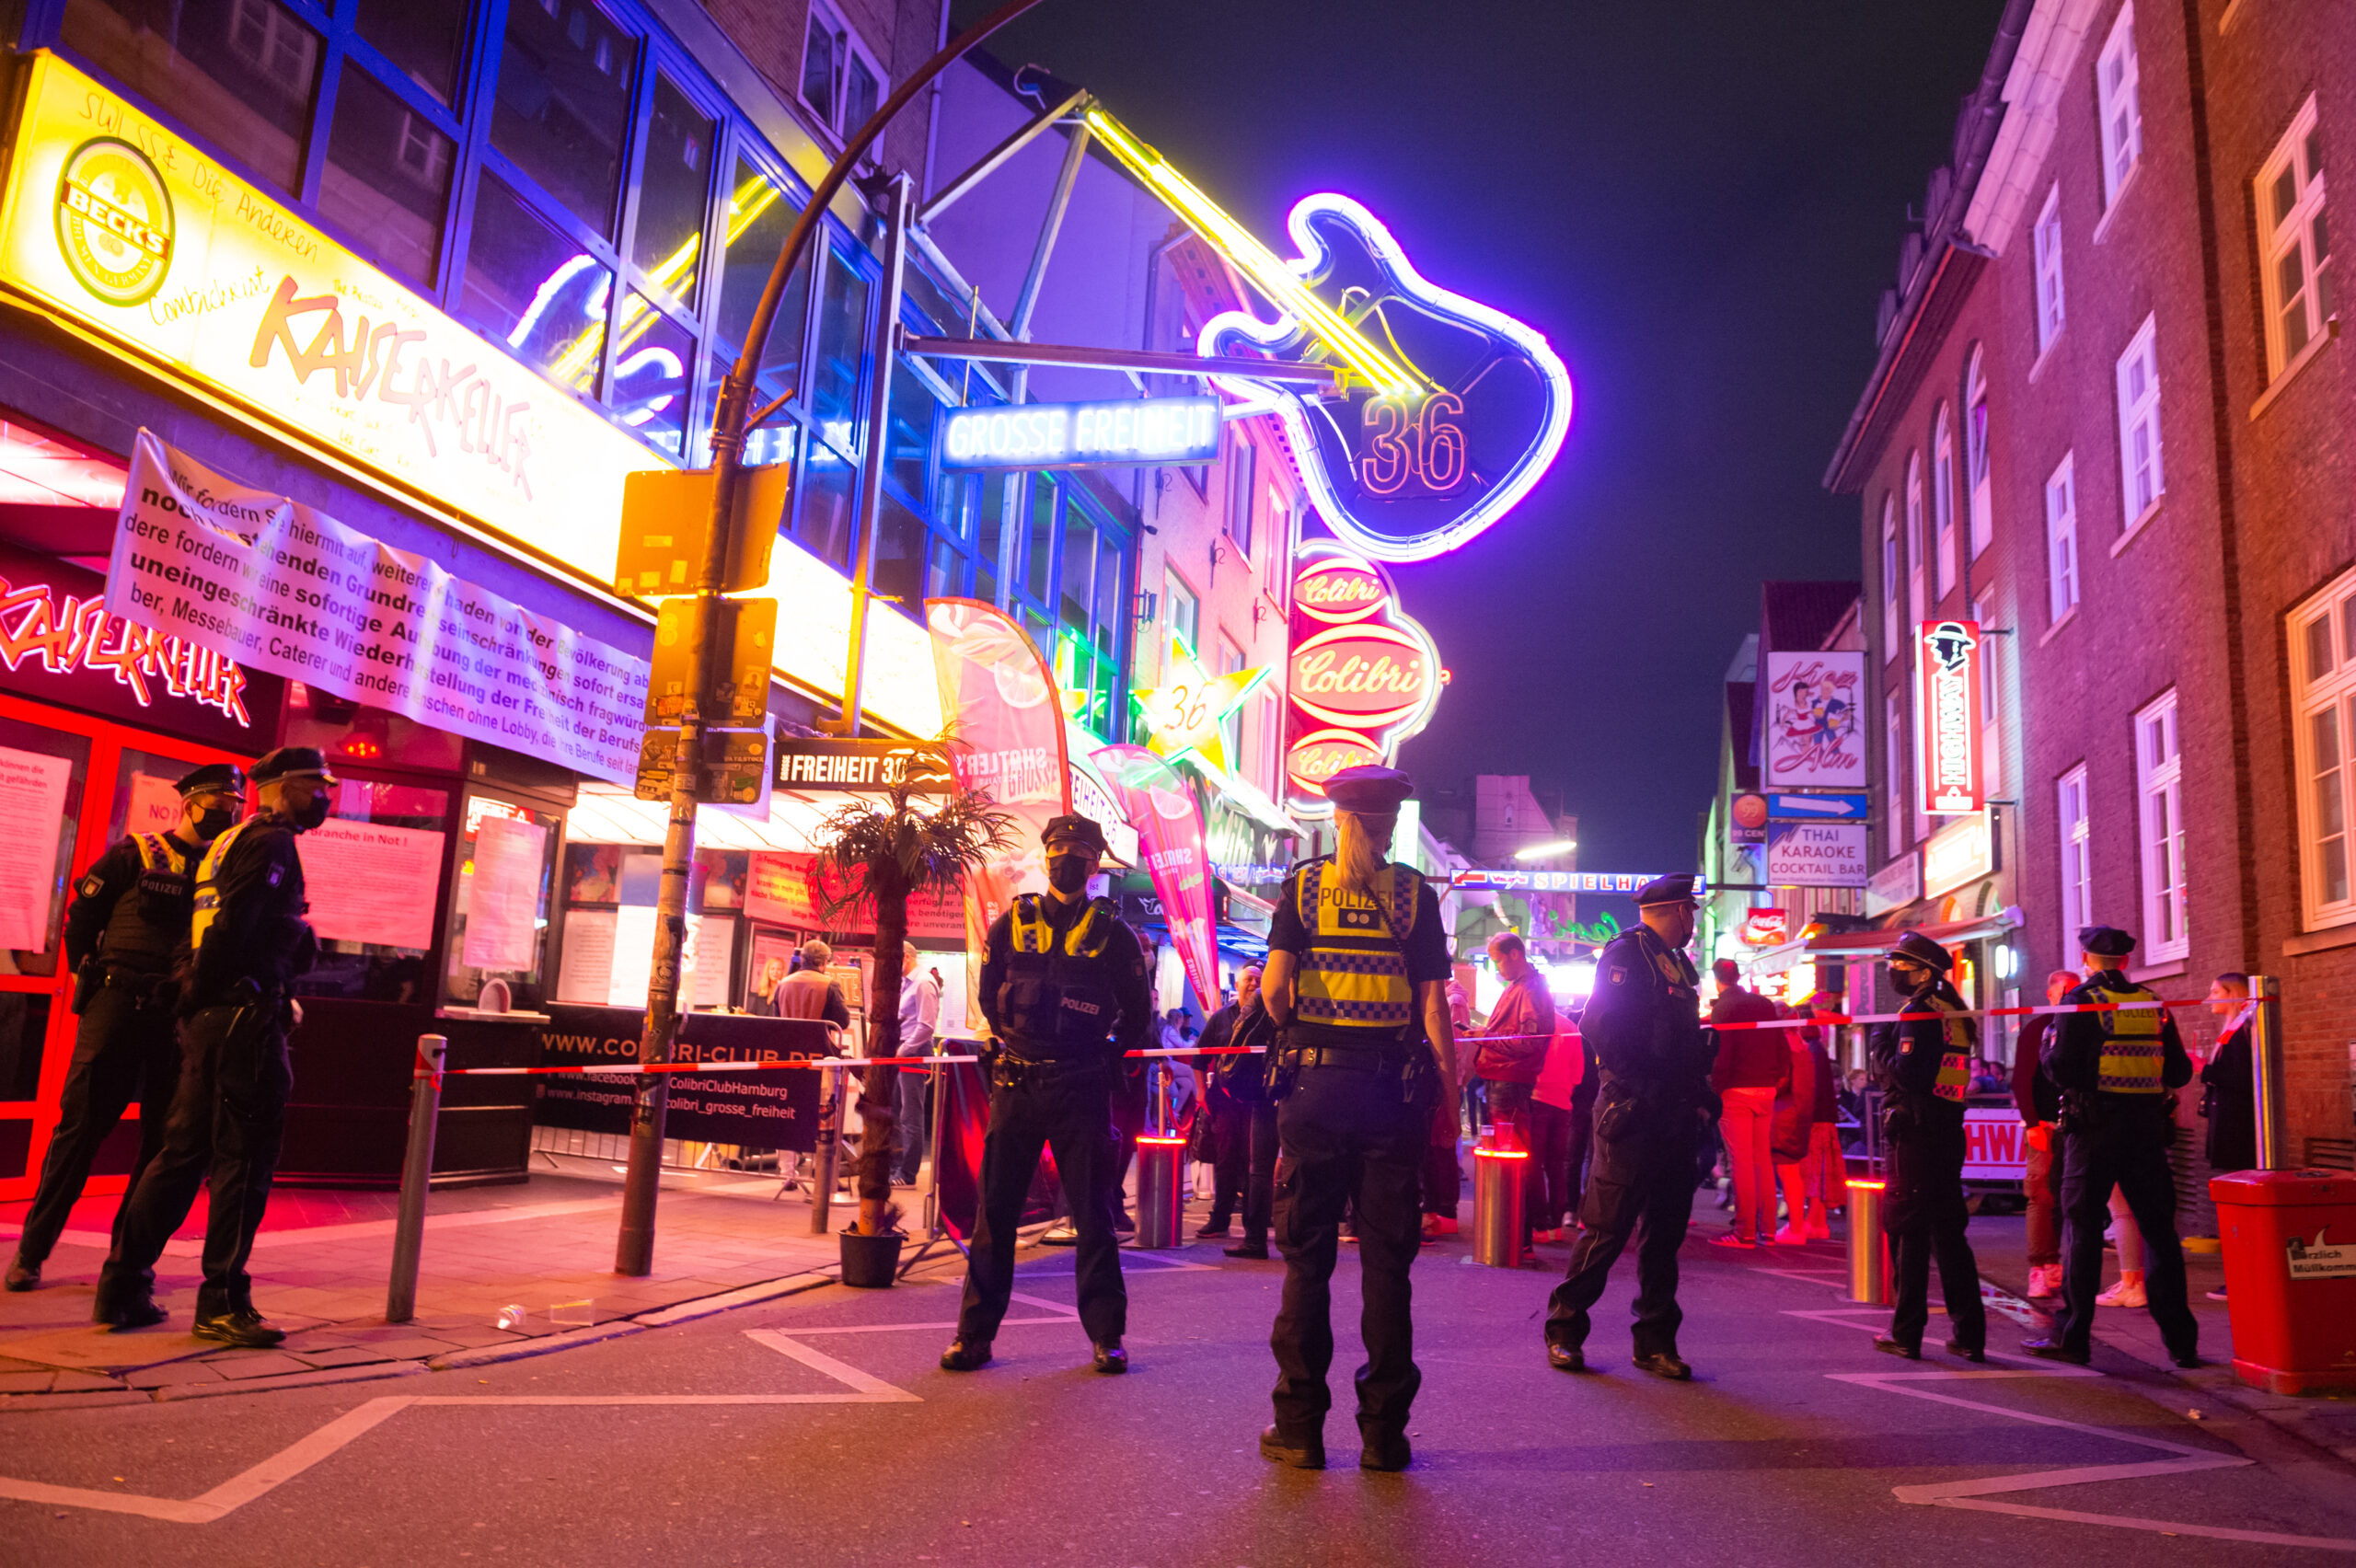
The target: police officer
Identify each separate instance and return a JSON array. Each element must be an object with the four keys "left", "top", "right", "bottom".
[
  {"left": 1544, "top": 874, "right": 1715, "bottom": 1380},
  {"left": 96, "top": 747, "right": 330, "bottom": 1344},
  {"left": 2025, "top": 926, "right": 2200, "bottom": 1367},
  {"left": 1258, "top": 766, "right": 1456, "bottom": 1473},
  {"left": 5, "top": 764, "right": 245, "bottom": 1293},
  {"left": 1868, "top": 931, "right": 1987, "bottom": 1361},
  {"left": 942, "top": 813, "right": 1151, "bottom": 1375}
]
